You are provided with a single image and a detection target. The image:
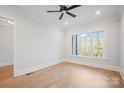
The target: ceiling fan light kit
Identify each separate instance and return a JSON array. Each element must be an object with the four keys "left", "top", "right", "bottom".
[{"left": 47, "top": 5, "right": 81, "bottom": 20}]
